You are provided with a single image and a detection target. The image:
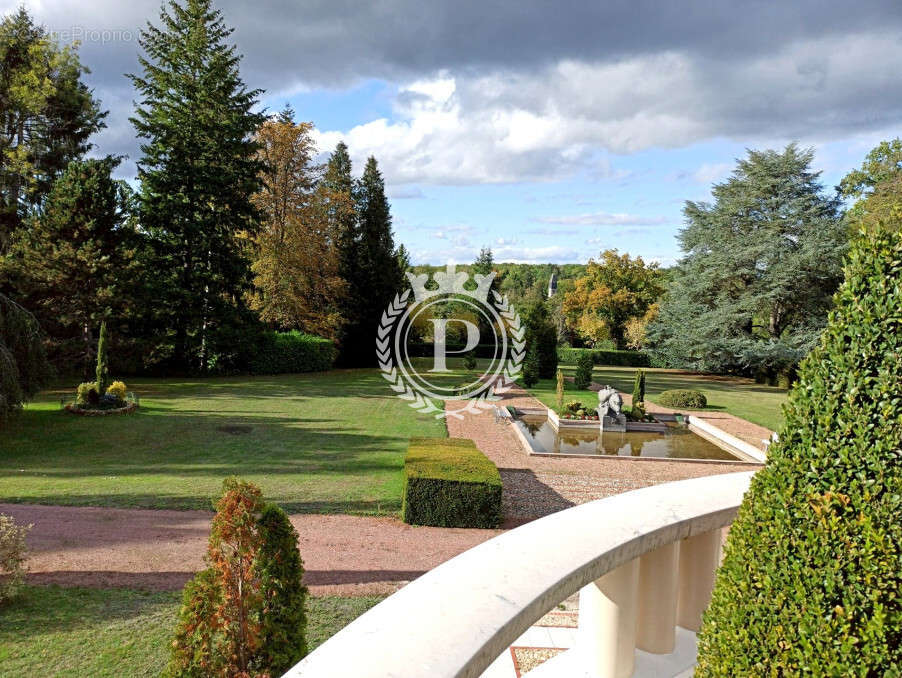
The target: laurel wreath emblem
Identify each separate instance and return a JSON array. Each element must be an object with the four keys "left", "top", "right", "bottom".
[{"left": 376, "top": 289, "right": 525, "bottom": 419}]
